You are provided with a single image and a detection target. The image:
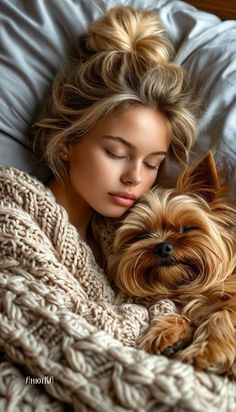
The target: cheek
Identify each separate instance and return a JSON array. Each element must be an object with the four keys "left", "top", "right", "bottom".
[
  {"left": 88, "top": 158, "right": 114, "bottom": 181},
  {"left": 70, "top": 151, "right": 114, "bottom": 184}
]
